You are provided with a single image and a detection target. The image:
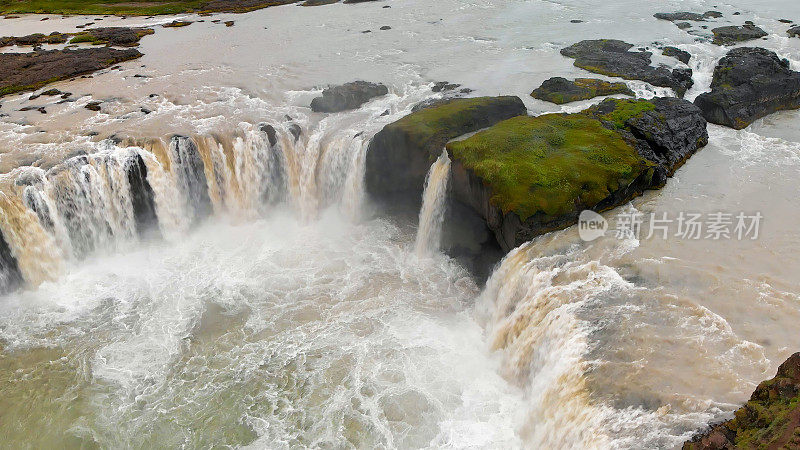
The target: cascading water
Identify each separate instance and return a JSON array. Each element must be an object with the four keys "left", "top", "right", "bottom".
[{"left": 414, "top": 150, "right": 451, "bottom": 256}]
